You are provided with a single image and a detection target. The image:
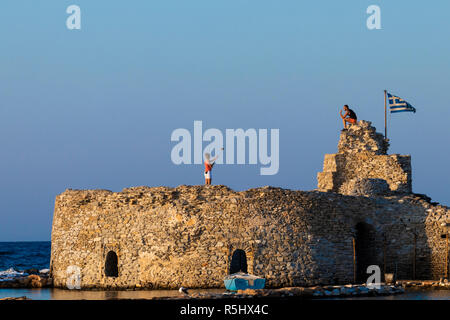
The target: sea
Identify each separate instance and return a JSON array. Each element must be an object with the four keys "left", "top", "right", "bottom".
[
  {"left": 0, "top": 242, "right": 449, "bottom": 300},
  {"left": 0, "top": 241, "right": 51, "bottom": 281}
]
